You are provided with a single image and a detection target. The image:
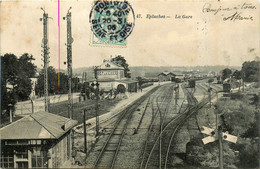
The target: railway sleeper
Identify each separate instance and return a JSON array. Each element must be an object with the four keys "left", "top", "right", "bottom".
[{"left": 102, "top": 128, "right": 135, "bottom": 135}]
